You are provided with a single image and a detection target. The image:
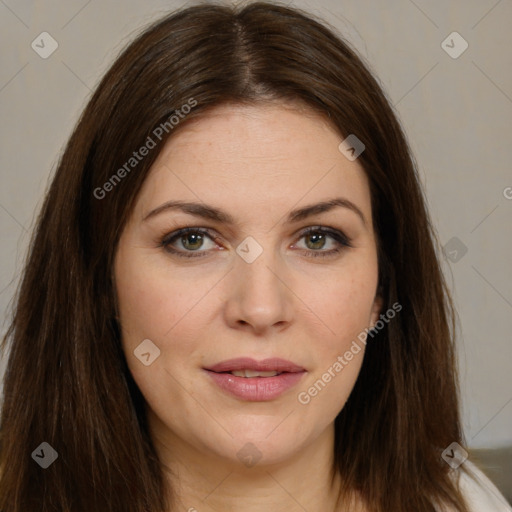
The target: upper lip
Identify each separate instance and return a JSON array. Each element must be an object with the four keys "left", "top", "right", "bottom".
[{"left": 205, "top": 357, "right": 305, "bottom": 373}]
